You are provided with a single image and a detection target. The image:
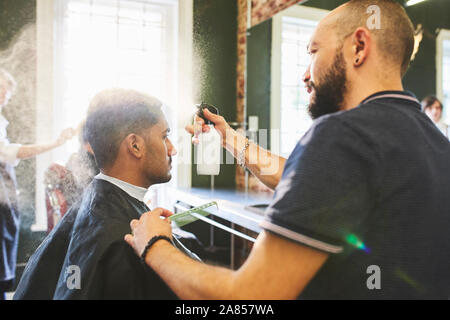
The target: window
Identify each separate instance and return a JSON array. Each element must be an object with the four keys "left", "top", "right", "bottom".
[
  {"left": 53, "top": 0, "right": 178, "bottom": 164},
  {"left": 437, "top": 29, "right": 450, "bottom": 125},
  {"left": 271, "top": 6, "right": 329, "bottom": 157},
  {"left": 34, "top": 0, "right": 192, "bottom": 231}
]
